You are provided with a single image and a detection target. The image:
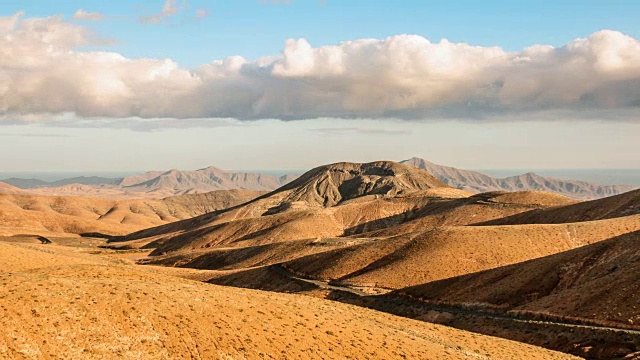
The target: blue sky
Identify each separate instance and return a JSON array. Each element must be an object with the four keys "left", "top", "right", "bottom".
[
  {"left": 3, "top": 0, "right": 640, "bottom": 66},
  {"left": 0, "top": 1, "right": 639, "bottom": 172}
]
